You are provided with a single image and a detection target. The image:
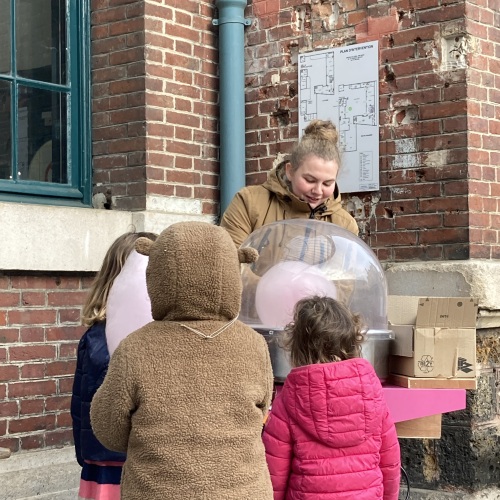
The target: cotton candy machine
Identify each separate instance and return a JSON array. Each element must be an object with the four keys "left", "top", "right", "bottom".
[{"left": 239, "top": 219, "right": 394, "bottom": 383}]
